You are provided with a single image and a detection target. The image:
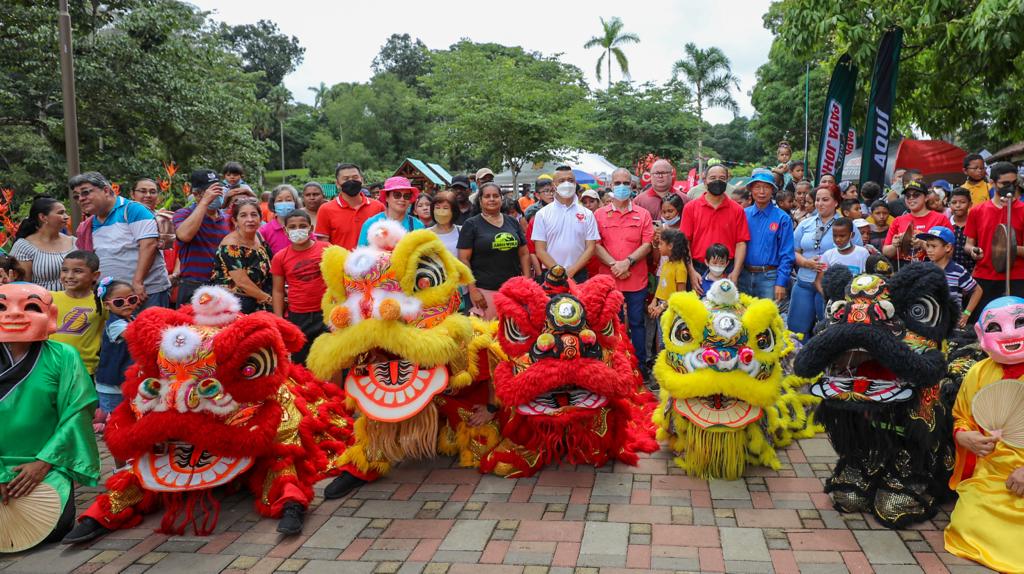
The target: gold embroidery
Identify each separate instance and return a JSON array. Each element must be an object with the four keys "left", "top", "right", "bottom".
[
  {"left": 108, "top": 483, "right": 143, "bottom": 514},
  {"left": 275, "top": 384, "right": 303, "bottom": 446},
  {"left": 261, "top": 464, "right": 297, "bottom": 505},
  {"left": 592, "top": 407, "right": 609, "bottom": 437}
]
